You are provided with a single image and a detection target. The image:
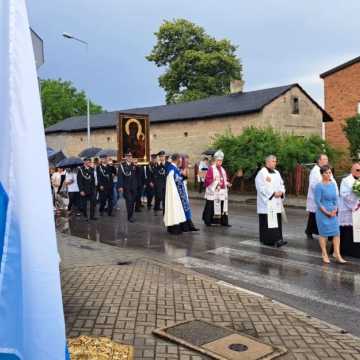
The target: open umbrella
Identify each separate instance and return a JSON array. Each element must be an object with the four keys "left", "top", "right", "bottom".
[
  {"left": 57, "top": 157, "right": 83, "bottom": 168},
  {"left": 201, "top": 149, "right": 216, "bottom": 156},
  {"left": 47, "top": 146, "right": 56, "bottom": 157},
  {"left": 97, "top": 149, "right": 117, "bottom": 157},
  {"left": 48, "top": 150, "right": 66, "bottom": 167},
  {"left": 78, "top": 147, "right": 102, "bottom": 158}
]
